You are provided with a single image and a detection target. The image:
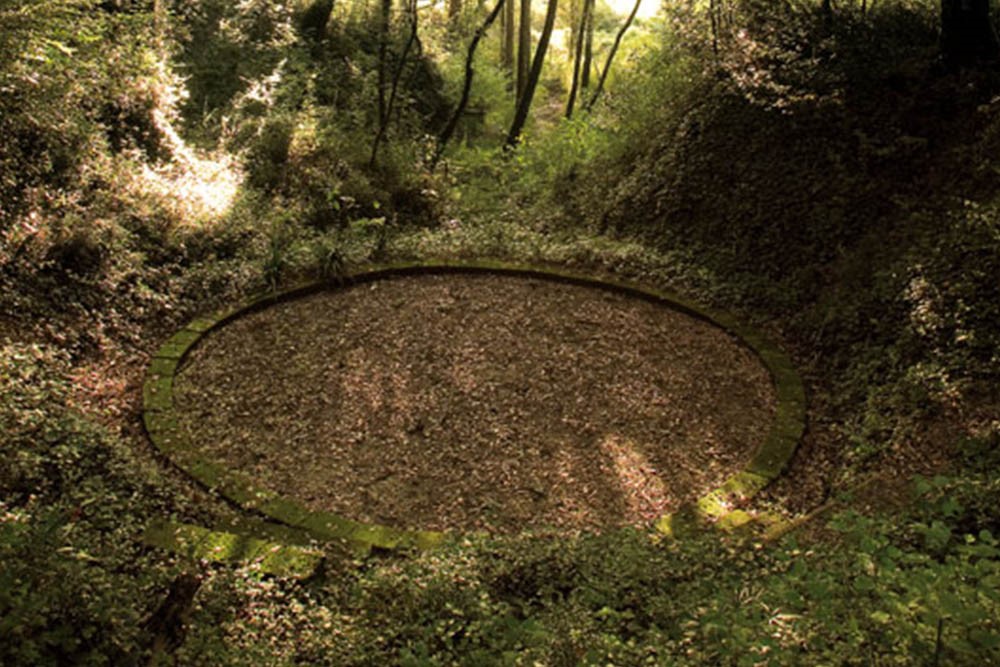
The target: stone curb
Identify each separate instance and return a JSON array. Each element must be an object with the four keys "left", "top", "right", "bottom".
[
  {"left": 143, "top": 260, "right": 806, "bottom": 549},
  {"left": 142, "top": 521, "right": 324, "bottom": 579}
]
